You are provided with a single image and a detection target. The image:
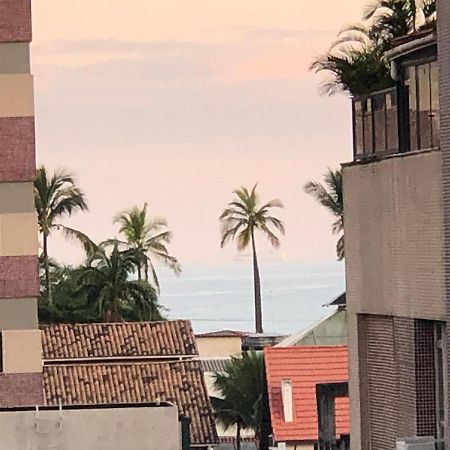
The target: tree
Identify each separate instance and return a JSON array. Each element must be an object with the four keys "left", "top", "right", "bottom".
[
  {"left": 220, "top": 185, "right": 284, "bottom": 333},
  {"left": 310, "top": 0, "right": 436, "bottom": 96},
  {"left": 34, "top": 166, "right": 92, "bottom": 304},
  {"left": 304, "top": 168, "right": 344, "bottom": 260},
  {"left": 113, "top": 203, "right": 181, "bottom": 290},
  {"left": 76, "top": 242, "right": 164, "bottom": 322},
  {"left": 211, "top": 352, "right": 265, "bottom": 450}
]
